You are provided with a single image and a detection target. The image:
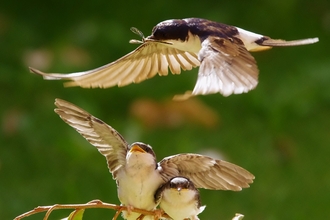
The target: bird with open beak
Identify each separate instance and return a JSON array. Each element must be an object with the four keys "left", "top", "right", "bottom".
[
  {"left": 155, "top": 176, "right": 205, "bottom": 220},
  {"left": 30, "top": 18, "right": 318, "bottom": 99},
  {"left": 54, "top": 98, "right": 254, "bottom": 219}
]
